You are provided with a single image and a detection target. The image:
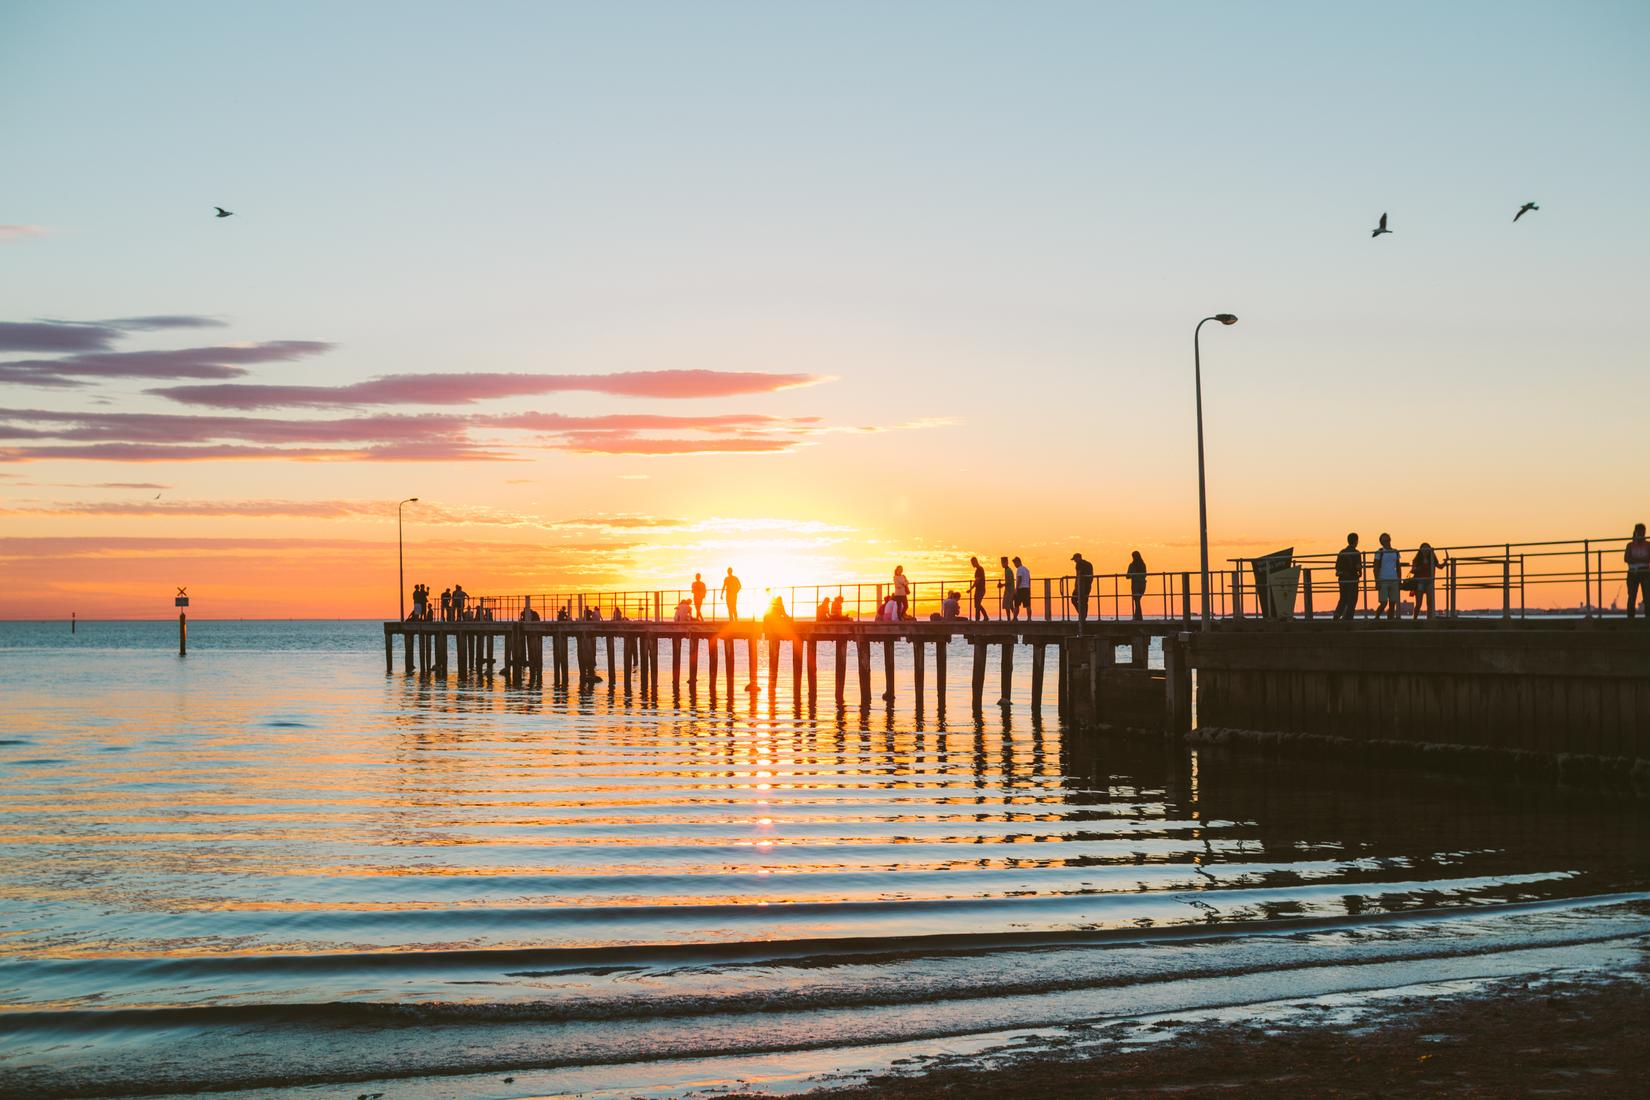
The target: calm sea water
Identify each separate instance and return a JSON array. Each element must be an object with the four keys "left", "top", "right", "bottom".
[{"left": 2, "top": 620, "right": 1647, "bottom": 1097}]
